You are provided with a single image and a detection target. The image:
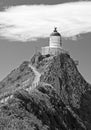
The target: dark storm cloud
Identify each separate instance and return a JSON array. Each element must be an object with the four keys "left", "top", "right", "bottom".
[{"left": 0, "top": 0, "right": 90, "bottom": 11}]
